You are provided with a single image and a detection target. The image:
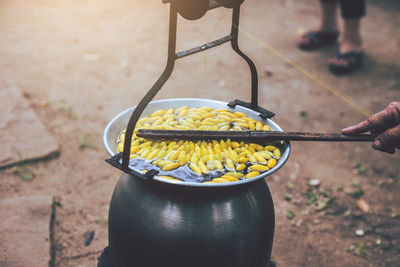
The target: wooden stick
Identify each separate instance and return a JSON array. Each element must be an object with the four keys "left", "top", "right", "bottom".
[{"left": 137, "top": 129, "right": 377, "bottom": 142}]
